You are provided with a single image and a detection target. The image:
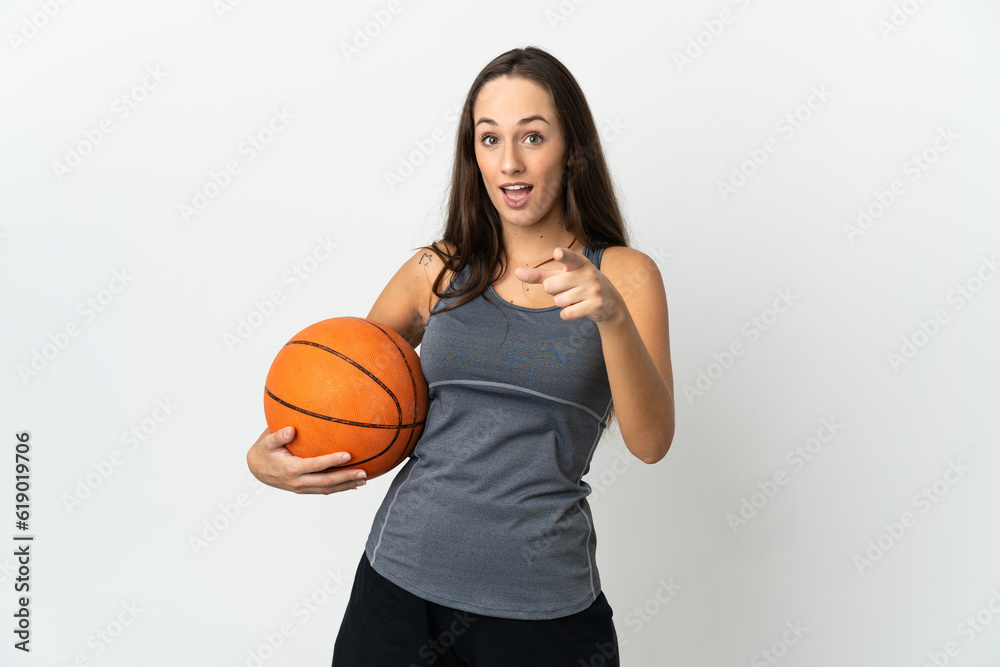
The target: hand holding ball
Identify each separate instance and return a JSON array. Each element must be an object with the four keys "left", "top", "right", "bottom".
[{"left": 263, "top": 317, "right": 428, "bottom": 481}]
